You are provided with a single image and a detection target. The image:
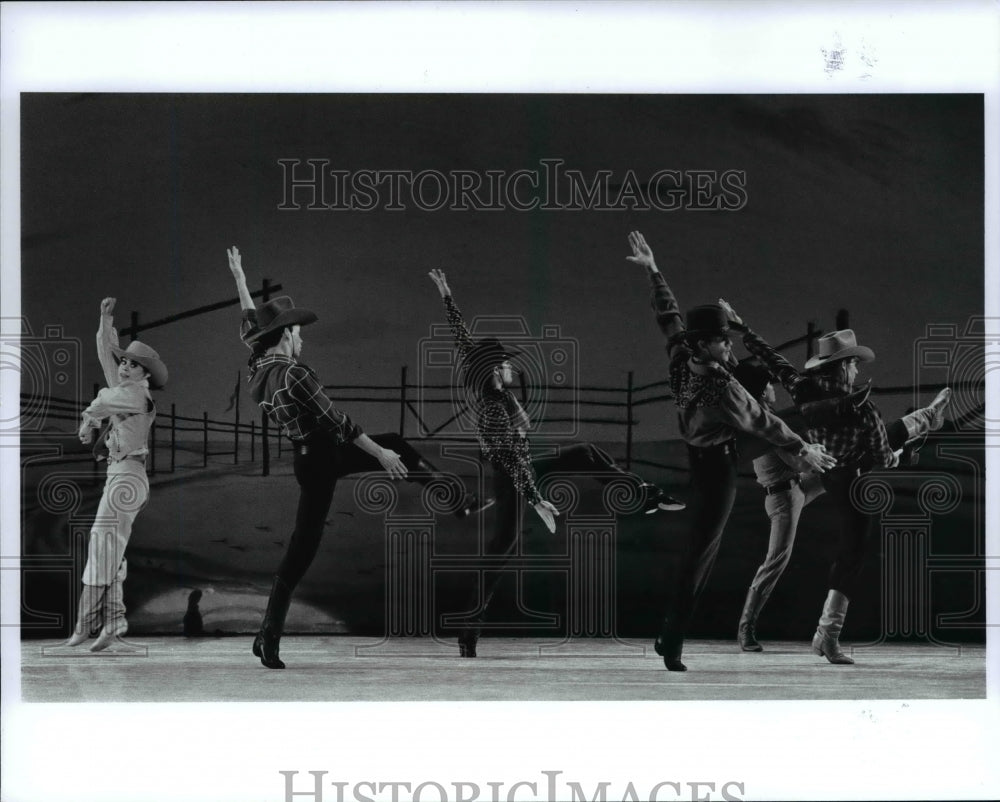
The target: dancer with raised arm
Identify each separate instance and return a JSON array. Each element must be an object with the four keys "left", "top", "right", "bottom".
[
  {"left": 429, "top": 268, "right": 685, "bottom": 658},
  {"left": 66, "top": 297, "right": 167, "bottom": 651},
  {"left": 720, "top": 299, "right": 951, "bottom": 663},
  {"left": 625, "top": 231, "right": 837, "bottom": 671},
  {"left": 228, "top": 247, "right": 485, "bottom": 669}
]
